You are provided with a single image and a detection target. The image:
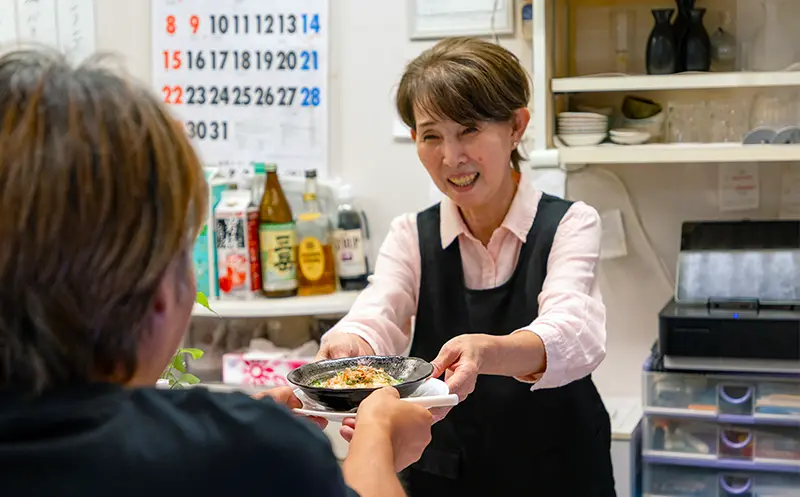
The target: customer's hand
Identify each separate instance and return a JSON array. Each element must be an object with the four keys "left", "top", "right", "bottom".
[
  {"left": 315, "top": 332, "right": 375, "bottom": 361},
  {"left": 252, "top": 387, "right": 328, "bottom": 430},
  {"left": 341, "top": 387, "right": 432, "bottom": 471}
]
